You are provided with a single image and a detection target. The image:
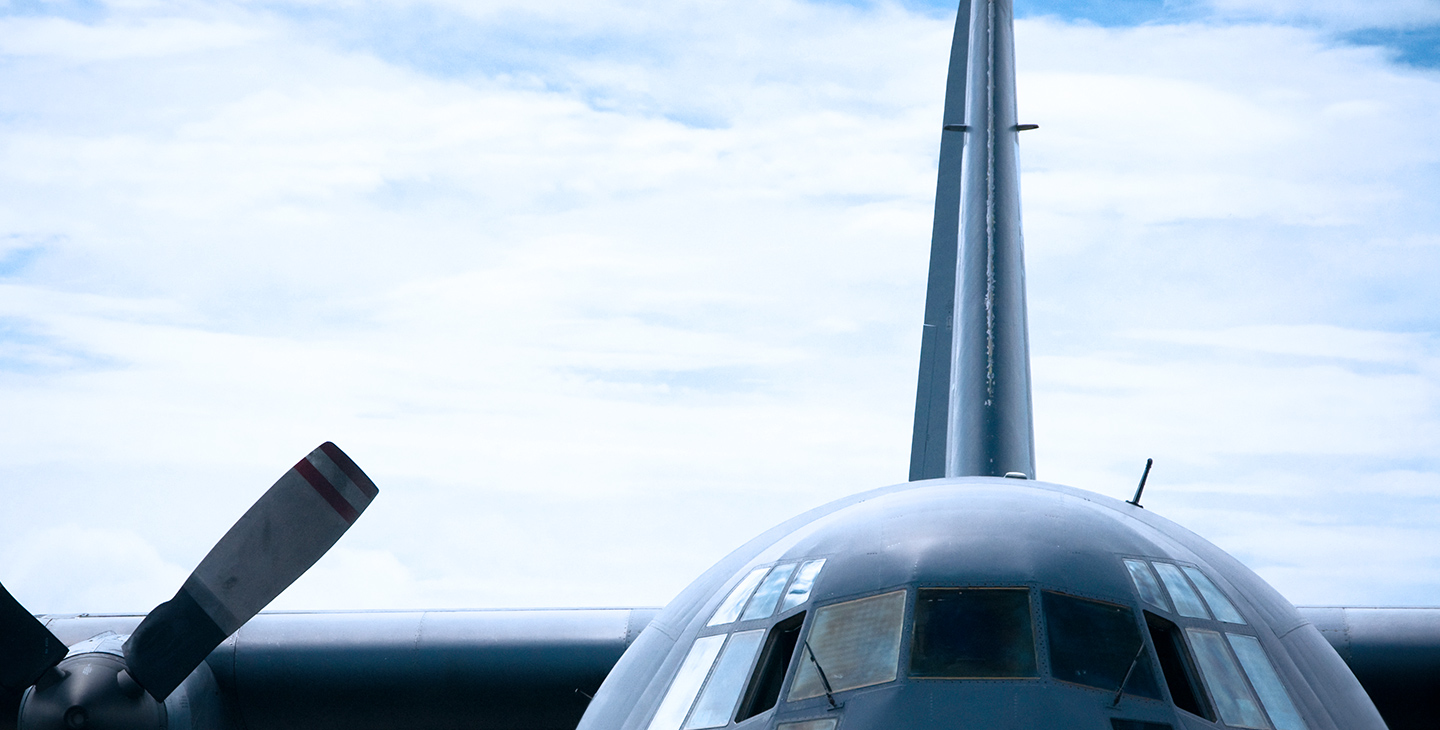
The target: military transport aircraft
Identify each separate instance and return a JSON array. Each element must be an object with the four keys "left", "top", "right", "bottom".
[{"left": 3, "top": 1, "right": 1437, "bottom": 729}]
